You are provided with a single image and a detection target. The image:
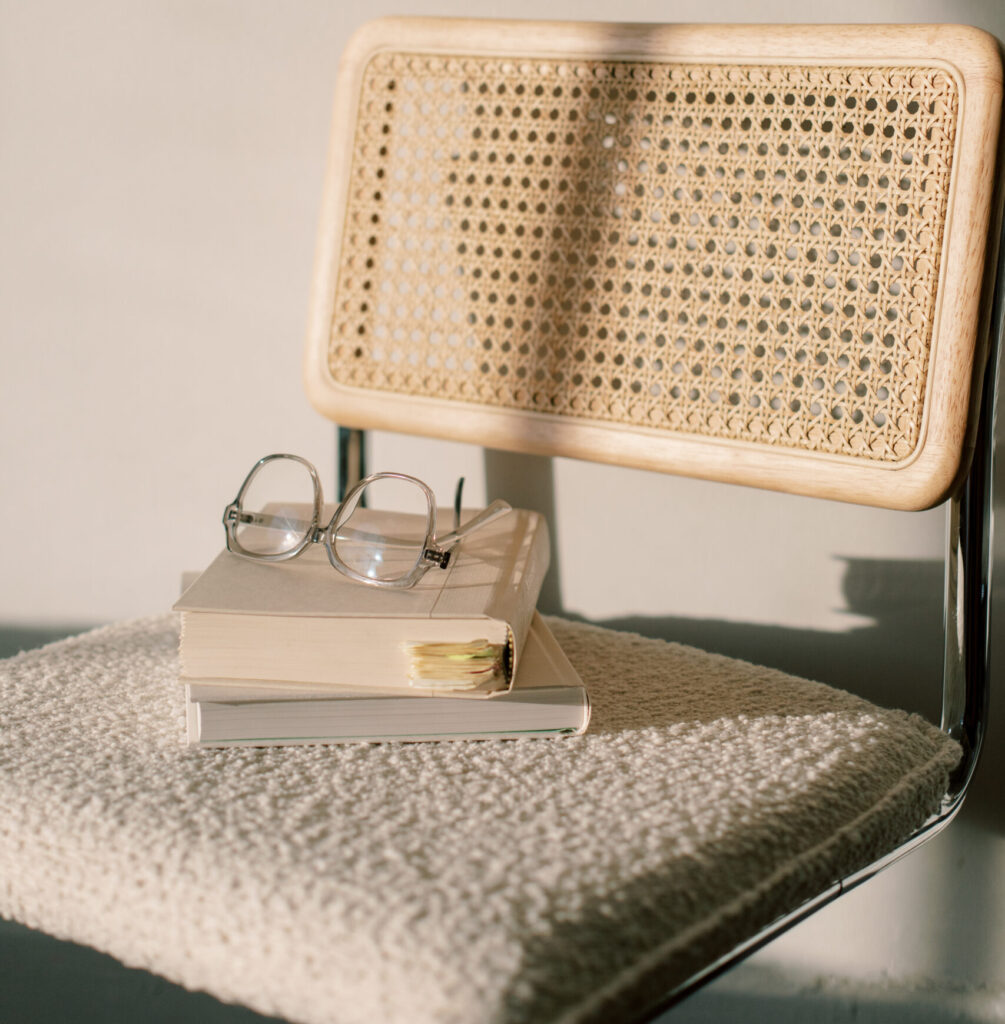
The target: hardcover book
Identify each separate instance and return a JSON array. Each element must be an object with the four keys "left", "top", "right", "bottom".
[
  {"left": 184, "top": 613, "right": 589, "bottom": 746},
  {"left": 174, "top": 505, "right": 549, "bottom": 696}
]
